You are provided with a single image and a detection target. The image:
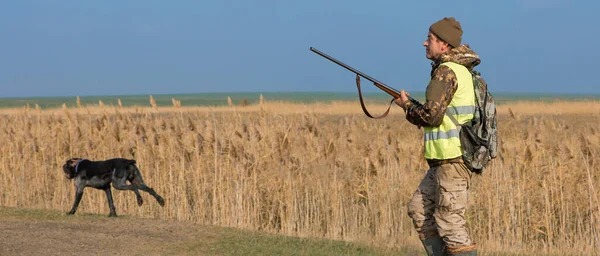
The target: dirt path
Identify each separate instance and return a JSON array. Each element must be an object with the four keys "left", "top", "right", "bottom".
[{"left": 0, "top": 208, "right": 217, "bottom": 256}]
